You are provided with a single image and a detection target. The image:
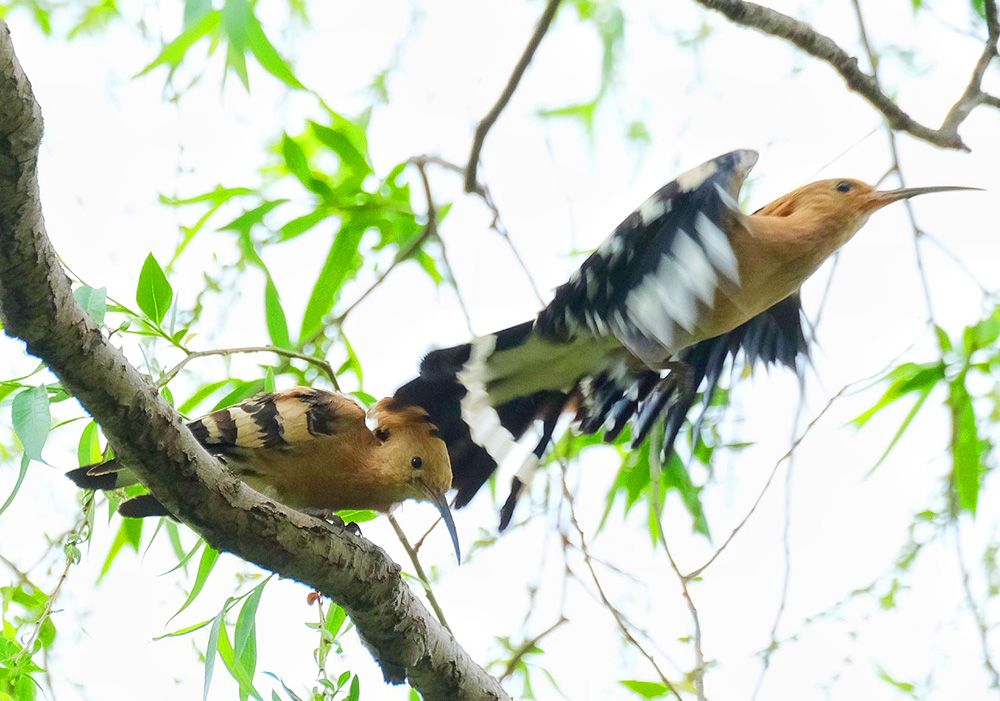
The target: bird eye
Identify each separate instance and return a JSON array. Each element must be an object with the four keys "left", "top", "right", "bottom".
[
  {"left": 410, "top": 456, "right": 423, "bottom": 469},
  {"left": 836, "top": 180, "right": 853, "bottom": 193}
]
